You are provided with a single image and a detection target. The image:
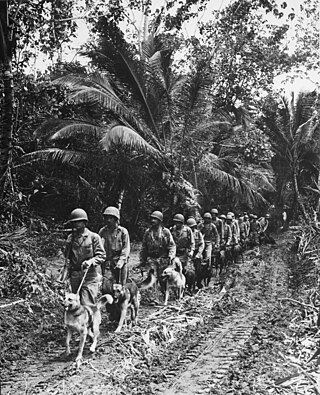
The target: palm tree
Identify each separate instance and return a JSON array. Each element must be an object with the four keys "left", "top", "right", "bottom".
[
  {"left": 261, "top": 86, "right": 320, "bottom": 219},
  {"left": 22, "top": 14, "right": 275, "bottom": 218}
]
